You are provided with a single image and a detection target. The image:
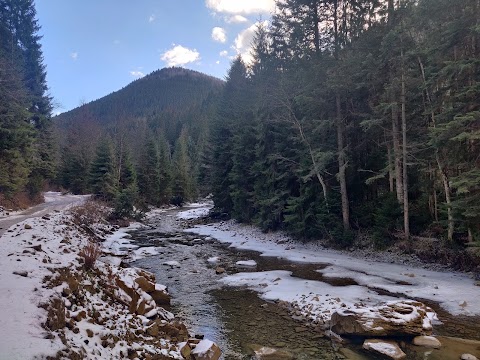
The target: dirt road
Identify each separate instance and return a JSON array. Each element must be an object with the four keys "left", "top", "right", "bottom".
[{"left": 0, "top": 192, "right": 87, "bottom": 237}]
